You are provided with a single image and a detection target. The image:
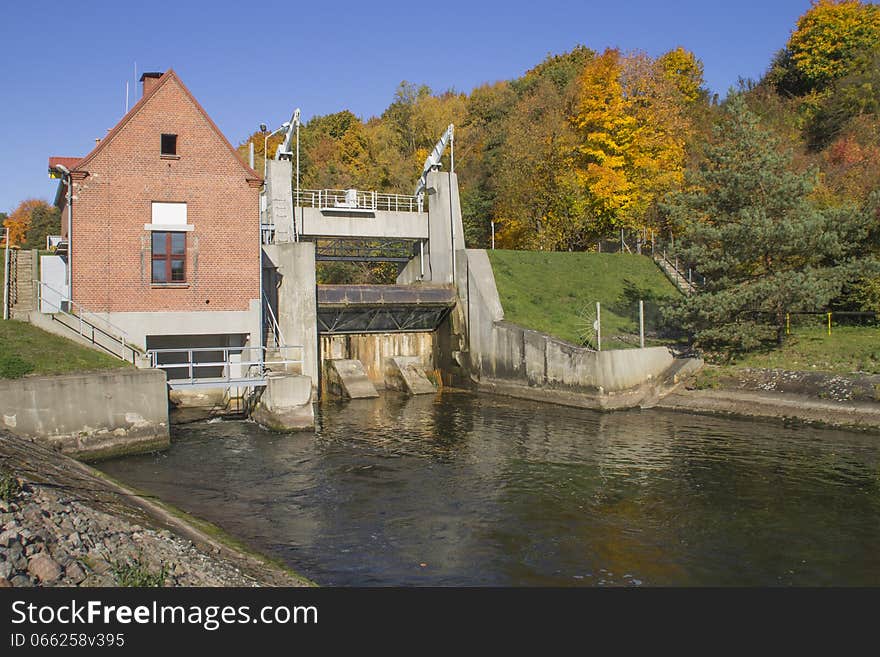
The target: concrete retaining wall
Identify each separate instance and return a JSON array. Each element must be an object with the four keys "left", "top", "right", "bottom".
[
  {"left": 0, "top": 368, "right": 170, "bottom": 460},
  {"left": 455, "top": 249, "right": 682, "bottom": 408}
]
